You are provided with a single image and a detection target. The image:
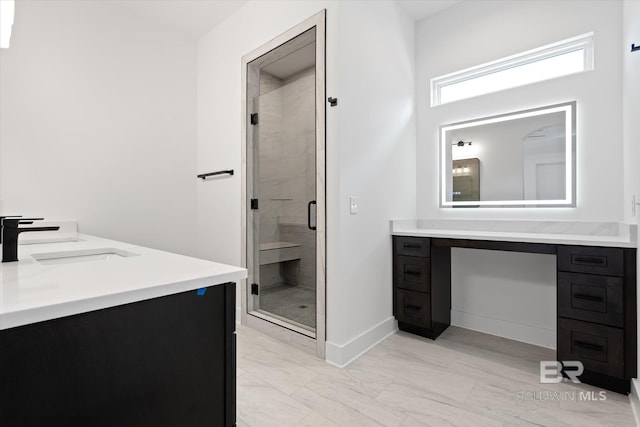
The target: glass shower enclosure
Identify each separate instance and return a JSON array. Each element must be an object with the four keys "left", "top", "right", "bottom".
[{"left": 246, "top": 28, "right": 319, "bottom": 338}]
